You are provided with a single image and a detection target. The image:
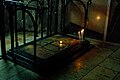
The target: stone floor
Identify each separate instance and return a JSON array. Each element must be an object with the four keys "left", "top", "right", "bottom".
[{"left": 0, "top": 37, "right": 120, "bottom": 80}]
